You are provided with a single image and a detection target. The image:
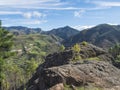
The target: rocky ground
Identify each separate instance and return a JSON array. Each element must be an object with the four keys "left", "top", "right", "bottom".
[{"left": 19, "top": 44, "right": 120, "bottom": 90}]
